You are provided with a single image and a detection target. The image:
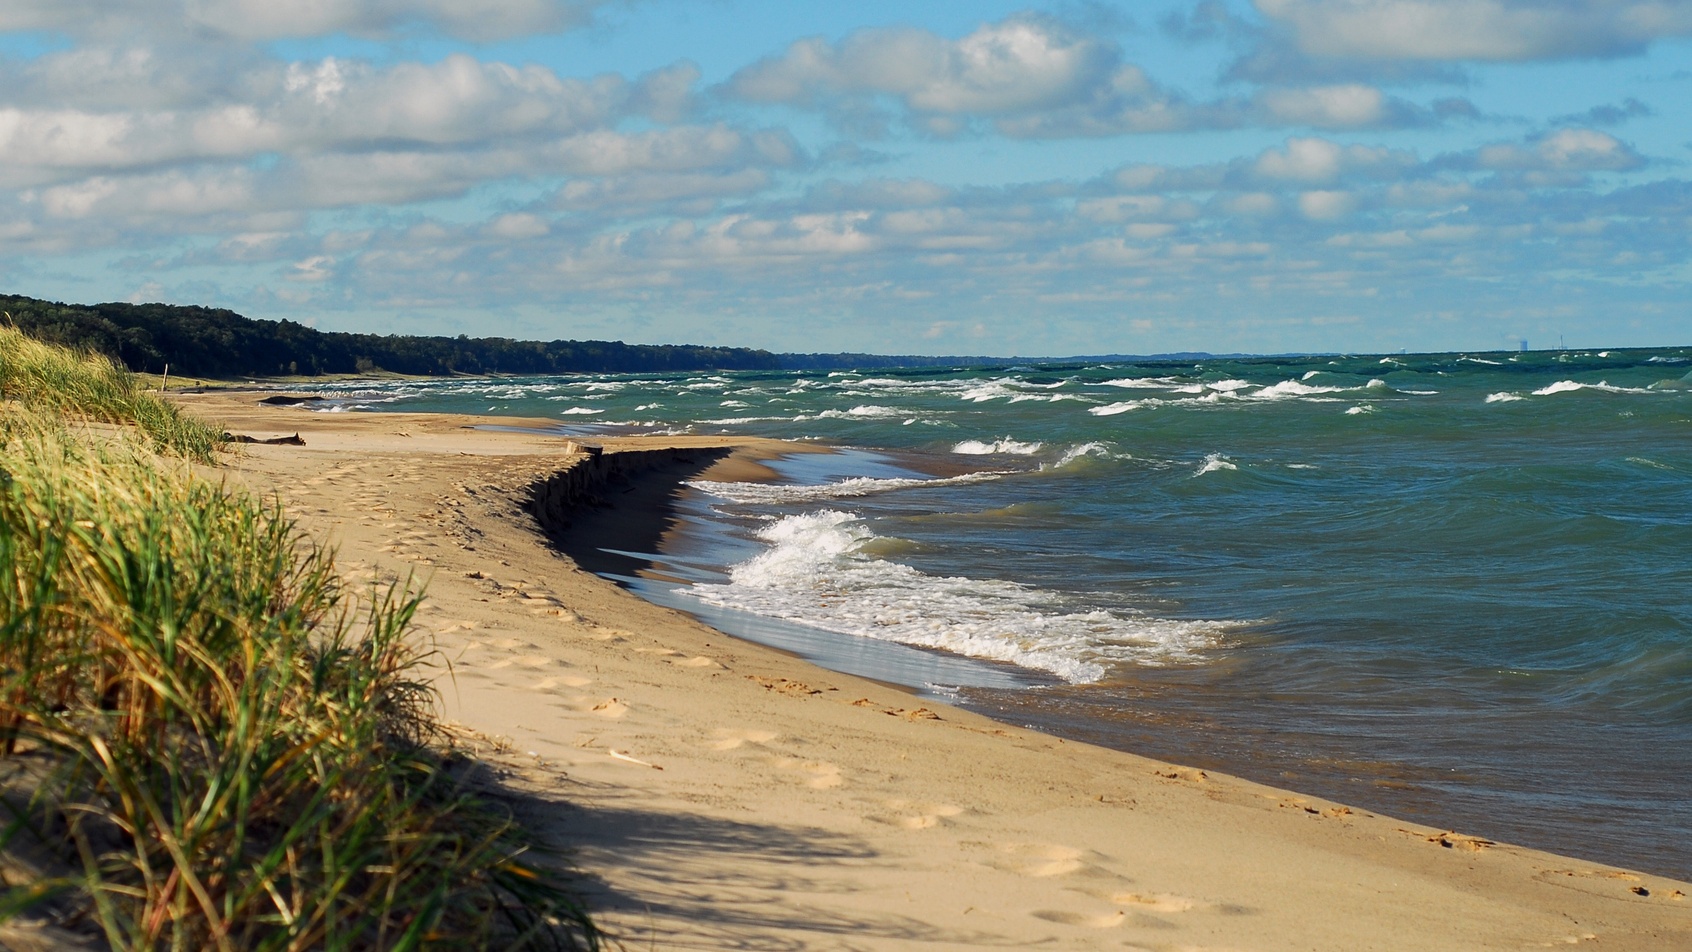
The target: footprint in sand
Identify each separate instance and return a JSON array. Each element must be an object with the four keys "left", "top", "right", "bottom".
[
  {"left": 985, "top": 843, "right": 1091, "bottom": 878},
  {"left": 1111, "top": 892, "right": 1207, "bottom": 913},
  {"left": 1031, "top": 909, "right": 1128, "bottom": 929},
  {"left": 866, "top": 799, "right": 964, "bottom": 830},
  {"left": 531, "top": 675, "right": 593, "bottom": 690},
  {"left": 770, "top": 756, "right": 843, "bottom": 789},
  {"left": 483, "top": 655, "right": 551, "bottom": 670},
  {"left": 708, "top": 728, "right": 778, "bottom": 751},
  {"left": 562, "top": 697, "right": 628, "bottom": 719}
]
